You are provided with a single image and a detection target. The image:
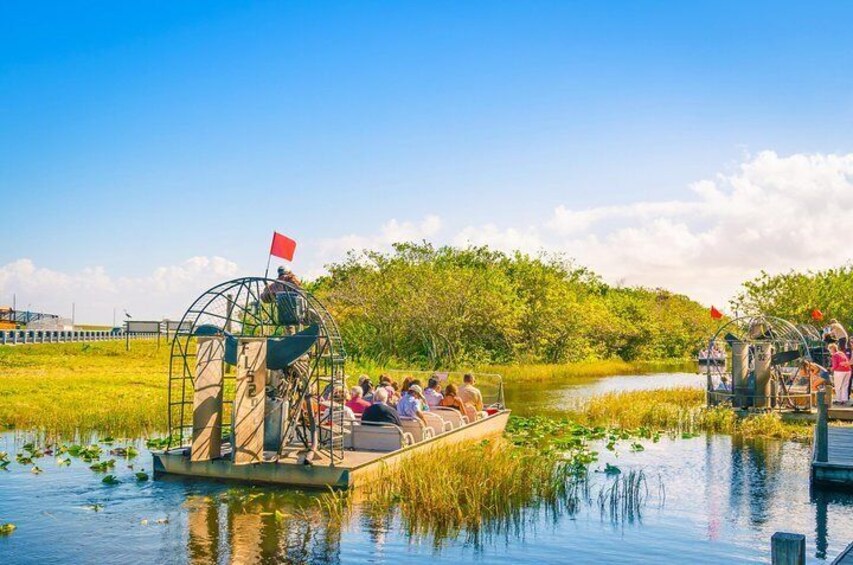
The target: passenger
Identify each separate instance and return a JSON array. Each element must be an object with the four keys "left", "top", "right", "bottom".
[
  {"left": 345, "top": 386, "right": 371, "bottom": 415},
  {"left": 361, "top": 380, "right": 375, "bottom": 402},
  {"left": 458, "top": 373, "right": 484, "bottom": 412},
  {"left": 322, "top": 387, "right": 356, "bottom": 424},
  {"left": 396, "top": 384, "right": 428, "bottom": 426},
  {"left": 438, "top": 383, "right": 466, "bottom": 413},
  {"left": 828, "top": 319, "right": 849, "bottom": 352},
  {"left": 401, "top": 377, "right": 413, "bottom": 394},
  {"left": 409, "top": 379, "right": 428, "bottom": 410},
  {"left": 260, "top": 266, "right": 302, "bottom": 302},
  {"left": 389, "top": 381, "right": 401, "bottom": 405},
  {"left": 361, "top": 387, "right": 403, "bottom": 427},
  {"left": 423, "top": 377, "right": 444, "bottom": 408},
  {"left": 828, "top": 343, "right": 851, "bottom": 405}
]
